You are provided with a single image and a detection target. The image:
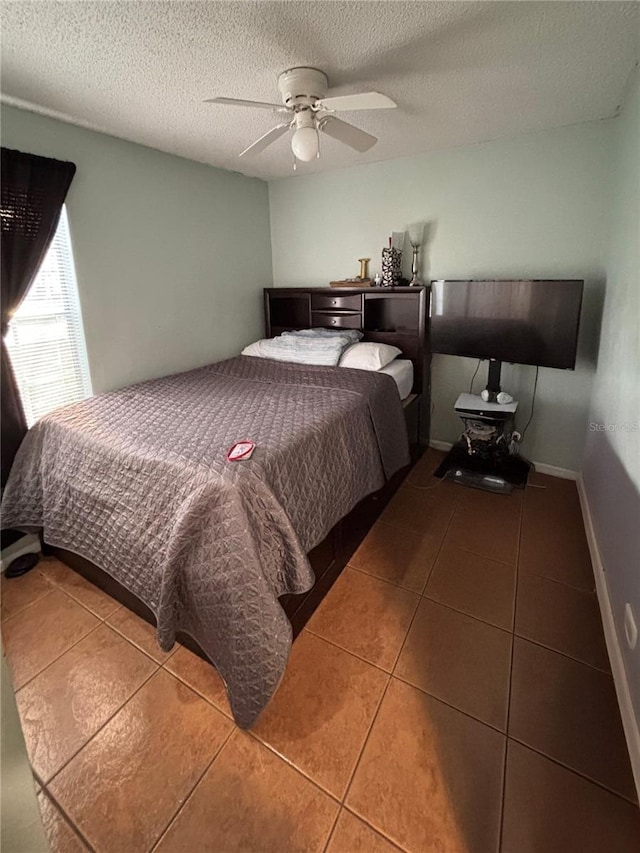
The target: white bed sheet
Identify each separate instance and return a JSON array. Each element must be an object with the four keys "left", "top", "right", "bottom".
[{"left": 379, "top": 359, "right": 414, "bottom": 400}]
